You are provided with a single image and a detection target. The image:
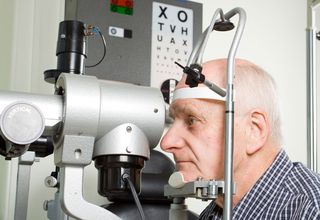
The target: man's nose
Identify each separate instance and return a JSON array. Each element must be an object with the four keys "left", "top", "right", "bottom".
[{"left": 160, "top": 124, "right": 185, "bottom": 153}]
